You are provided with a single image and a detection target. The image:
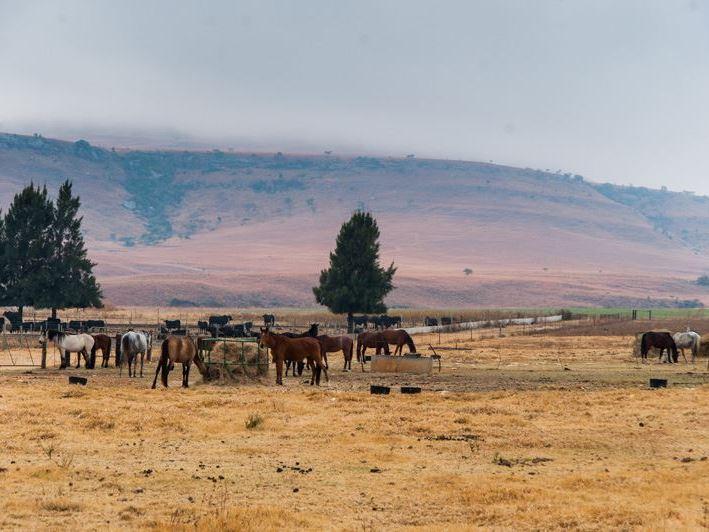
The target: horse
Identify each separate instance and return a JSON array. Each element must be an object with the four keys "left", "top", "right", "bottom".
[
  {"left": 263, "top": 314, "right": 276, "bottom": 327},
  {"left": 356, "top": 331, "right": 391, "bottom": 362},
  {"left": 258, "top": 328, "right": 327, "bottom": 386},
  {"left": 152, "top": 335, "right": 205, "bottom": 388},
  {"left": 672, "top": 331, "right": 701, "bottom": 364},
  {"left": 283, "top": 324, "right": 319, "bottom": 375},
  {"left": 317, "top": 334, "right": 355, "bottom": 371},
  {"left": 40, "top": 330, "right": 94, "bottom": 369},
  {"left": 90, "top": 334, "right": 112, "bottom": 368},
  {"left": 424, "top": 317, "right": 438, "bottom": 327},
  {"left": 379, "top": 329, "right": 416, "bottom": 355},
  {"left": 120, "top": 331, "right": 152, "bottom": 377},
  {"left": 115, "top": 333, "right": 123, "bottom": 366},
  {"left": 640, "top": 332, "right": 678, "bottom": 363}
]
